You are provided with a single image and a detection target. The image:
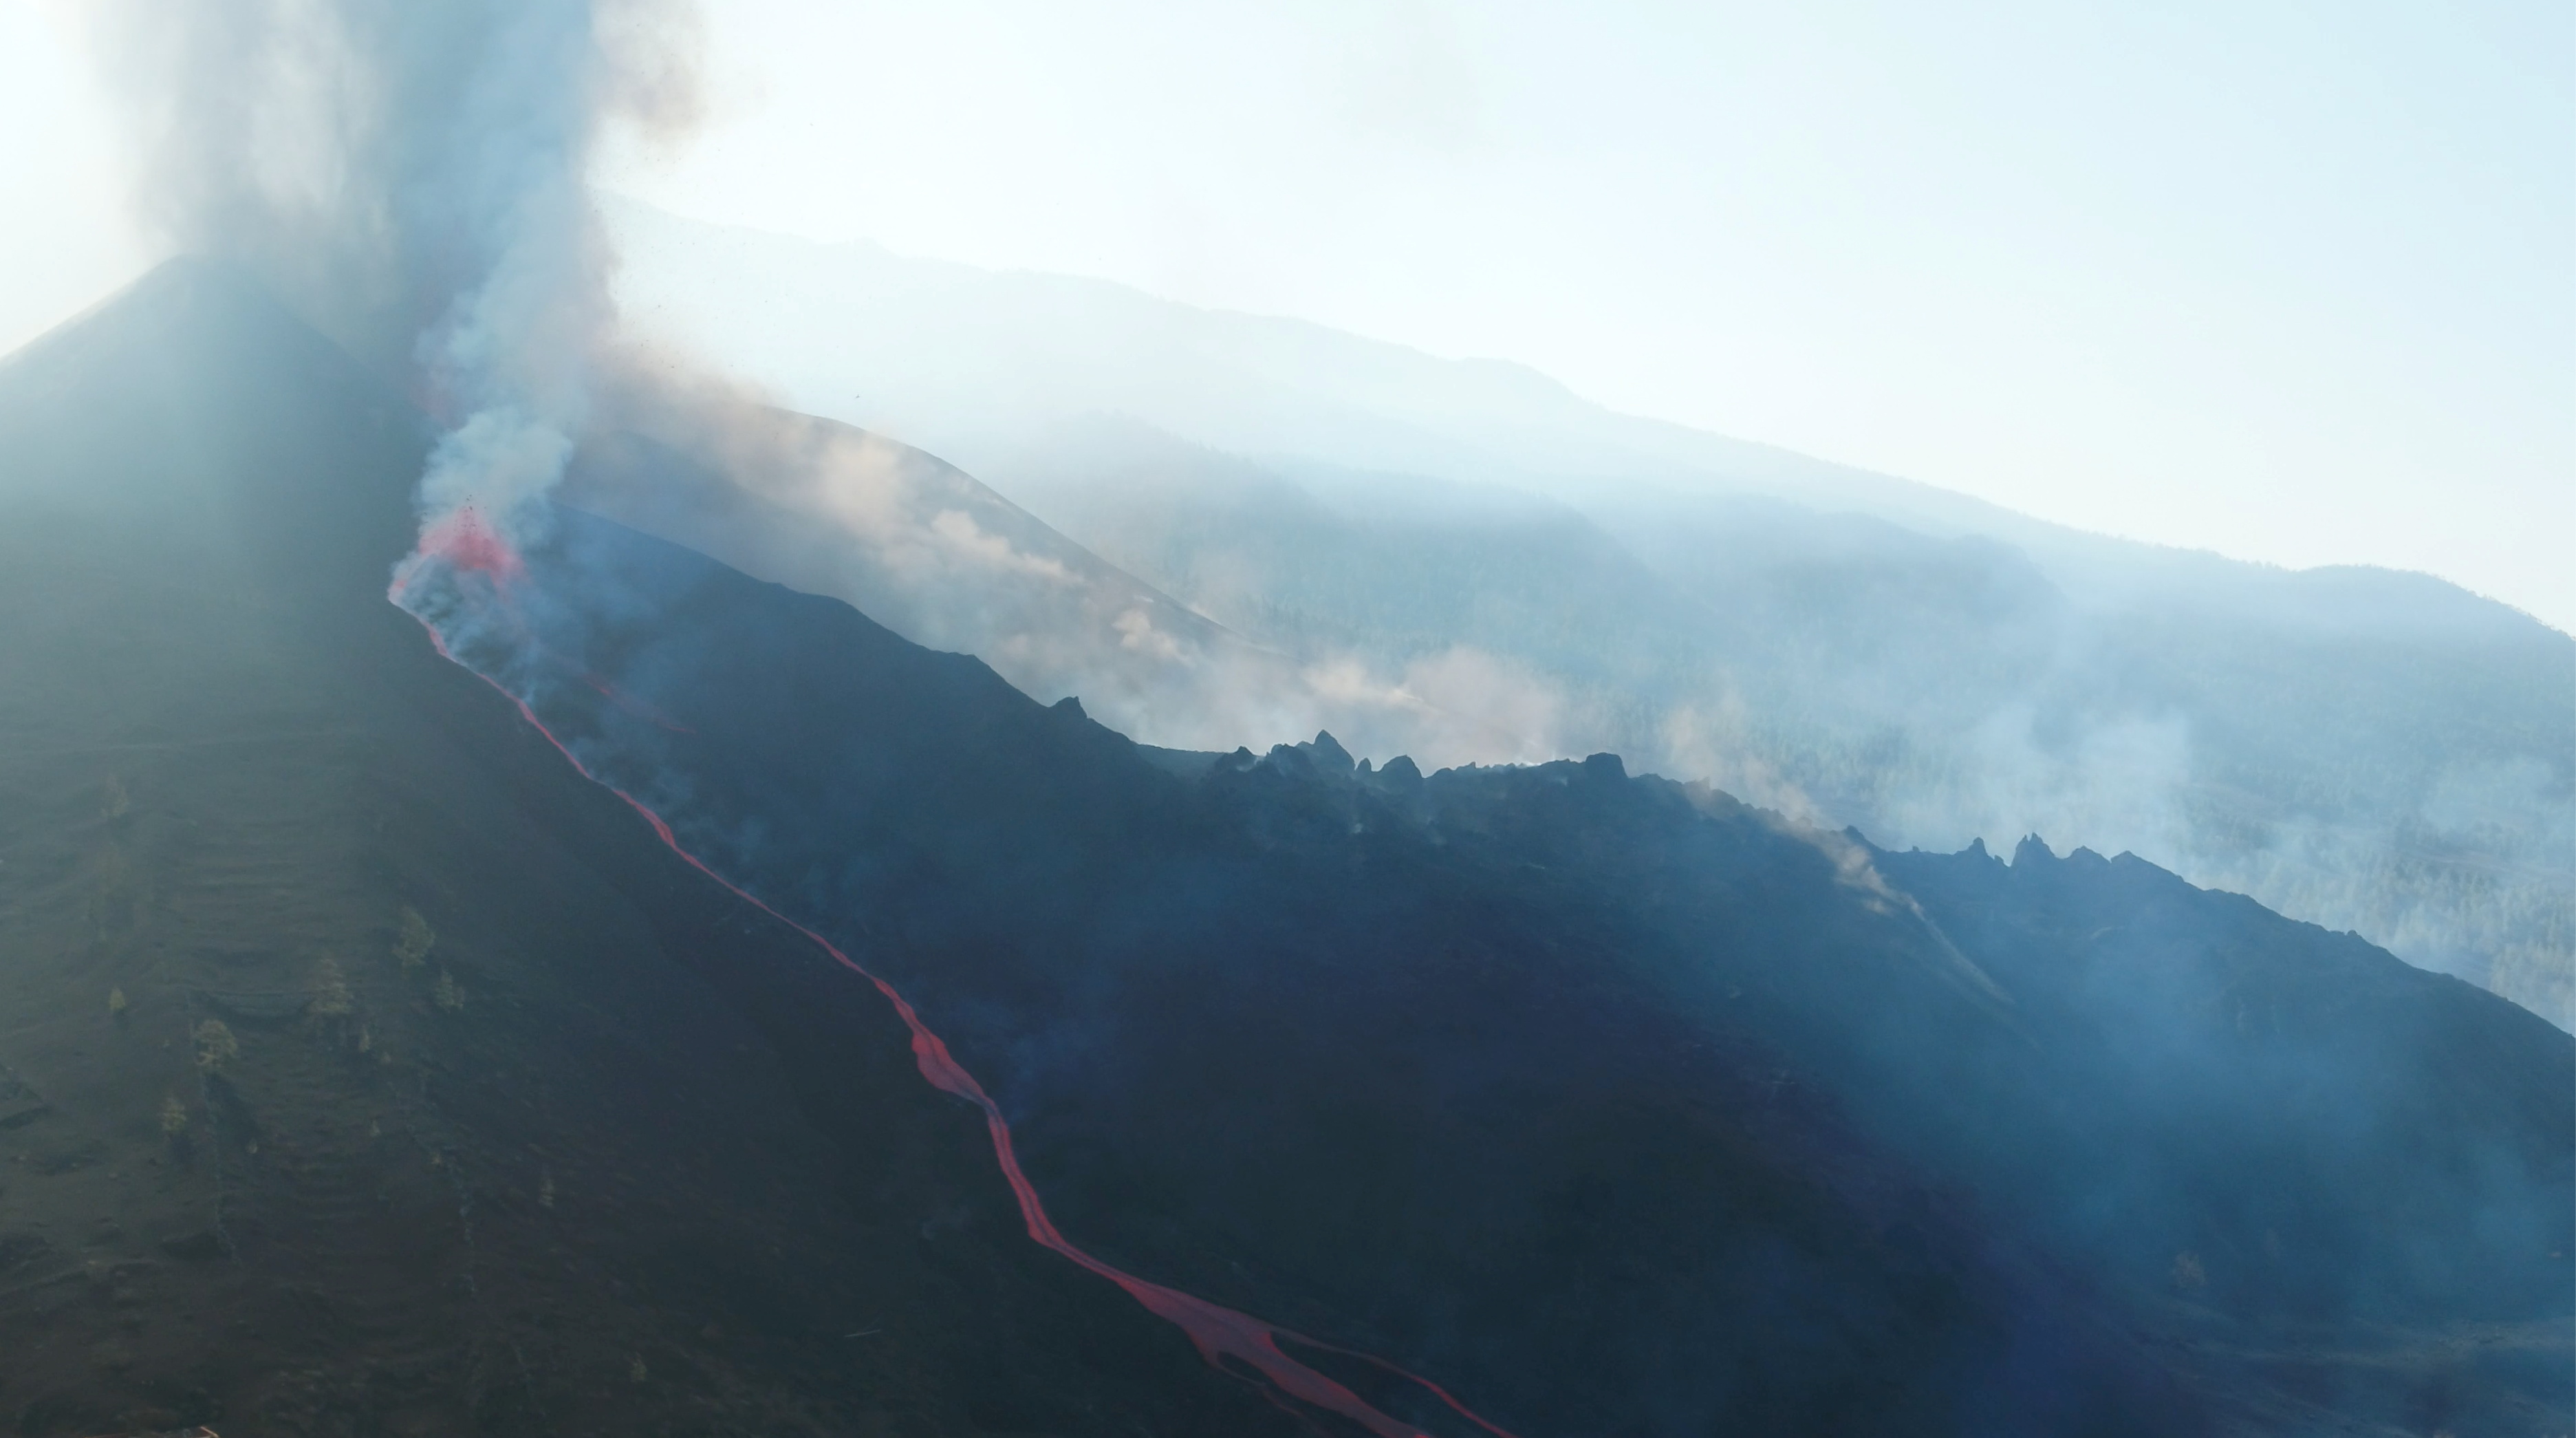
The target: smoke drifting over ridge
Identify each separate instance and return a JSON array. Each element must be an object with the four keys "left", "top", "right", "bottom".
[
  {"left": 85, "top": 0, "right": 702, "bottom": 541},
  {"left": 72, "top": 7, "right": 1605, "bottom": 780}
]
